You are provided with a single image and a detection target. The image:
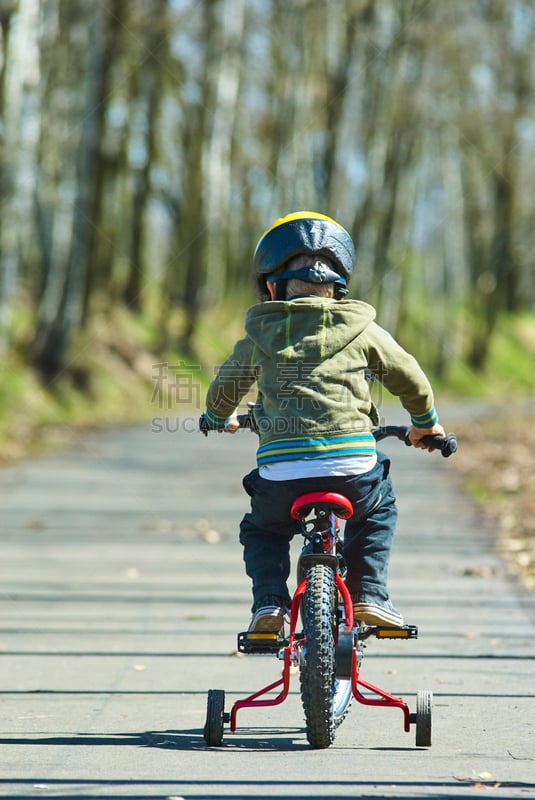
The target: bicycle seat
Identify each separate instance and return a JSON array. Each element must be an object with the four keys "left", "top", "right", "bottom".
[{"left": 290, "top": 492, "right": 354, "bottom": 520}]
